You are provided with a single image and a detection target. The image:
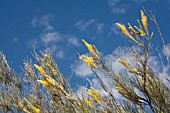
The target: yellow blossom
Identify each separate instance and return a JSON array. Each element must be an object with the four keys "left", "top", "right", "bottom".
[
  {"left": 103, "top": 110, "right": 108, "bottom": 113},
  {"left": 46, "top": 78, "right": 56, "bottom": 86},
  {"left": 93, "top": 89, "right": 101, "bottom": 97},
  {"left": 37, "top": 80, "right": 50, "bottom": 88},
  {"left": 34, "top": 64, "right": 46, "bottom": 76},
  {"left": 118, "top": 59, "right": 131, "bottom": 69},
  {"left": 88, "top": 89, "right": 101, "bottom": 104},
  {"left": 116, "top": 23, "right": 131, "bottom": 38},
  {"left": 50, "top": 100, "right": 59, "bottom": 106},
  {"left": 23, "top": 98, "right": 40, "bottom": 113},
  {"left": 18, "top": 102, "right": 24, "bottom": 110},
  {"left": 30, "top": 105, "right": 40, "bottom": 113},
  {"left": 114, "top": 86, "right": 124, "bottom": 94},
  {"left": 135, "top": 26, "right": 145, "bottom": 37},
  {"left": 82, "top": 39, "right": 96, "bottom": 55},
  {"left": 79, "top": 54, "right": 96, "bottom": 68},
  {"left": 135, "top": 20, "right": 146, "bottom": 37},
  {"left": 22, "top": 108, "right": 30, "bottom": 113},
  {"left": 84, "top": 100, "right": 93, "bottom": 107},
  {"left": 128, "top": 23, "right": 138, "bottom": 39},
  {"left": 130, "top": 68, "right": 138, "bottom": 73},
  {"left": 141, "top": 10, "right": 148, "bottom": 34},
  {"left": 38, "top": 77, "right": 56, "bottom": 89}
]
